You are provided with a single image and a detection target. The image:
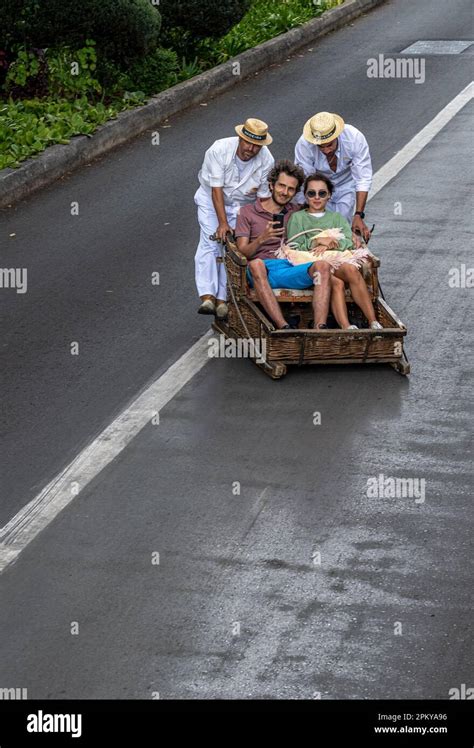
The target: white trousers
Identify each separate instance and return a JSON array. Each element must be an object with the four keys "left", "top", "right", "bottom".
[
  {"left": 327, "top": 190, "right": 355, "bottom": 223},
  {"left": 194, "top": 193, "right": 239, "bottom": 299}
]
